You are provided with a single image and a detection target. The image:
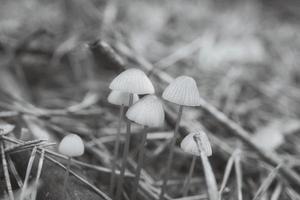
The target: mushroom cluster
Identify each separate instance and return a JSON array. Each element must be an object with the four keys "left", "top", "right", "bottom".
[
  {"left": 53, "top": 68, "right": 216, "bottom": 200},
  {"left": 106, "top": 69, "right": 216, "bottom": 200}
]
